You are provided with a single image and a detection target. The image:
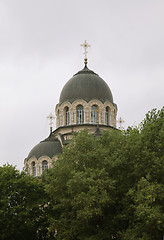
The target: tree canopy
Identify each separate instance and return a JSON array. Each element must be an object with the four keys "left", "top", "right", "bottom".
[
  {"left": 43, "top": 107, "right": 164, "bottom": 240},
  {"left": 0, "top": 164, "right": 52, "bottom": 240},
  {"left": 1, "top": 107, "right": 164, "bottom": 240}
]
